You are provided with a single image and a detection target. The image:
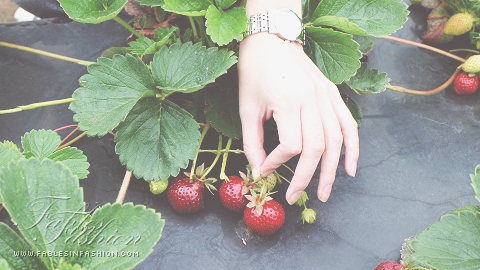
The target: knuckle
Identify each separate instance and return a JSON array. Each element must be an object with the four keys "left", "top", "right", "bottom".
[
  {"left": 280, "top": 143, "right": 303, "bottom": 156},
  {"left": 328, "top": 133, "right": 344, "bottom": 147}
]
